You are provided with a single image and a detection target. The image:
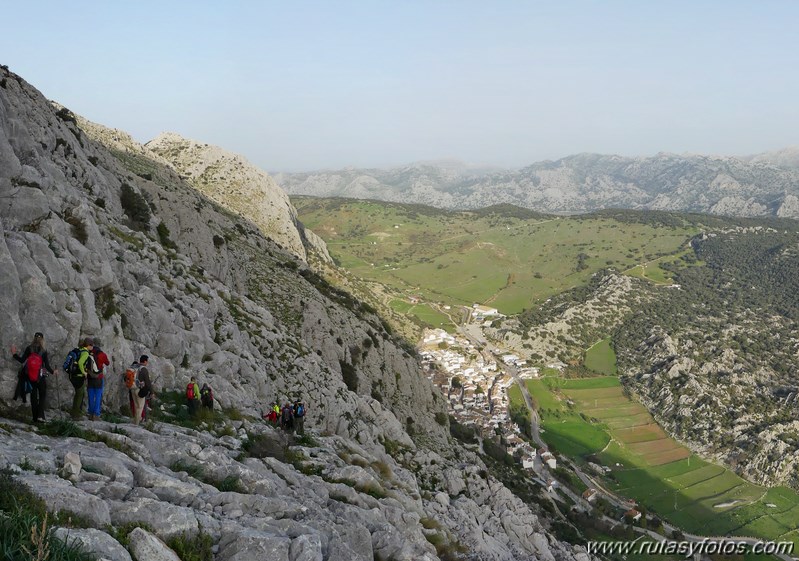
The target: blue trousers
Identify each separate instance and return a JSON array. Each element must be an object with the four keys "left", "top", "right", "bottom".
[{"left": 87, "top": 385, "right": 103, "bottom": 416}]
